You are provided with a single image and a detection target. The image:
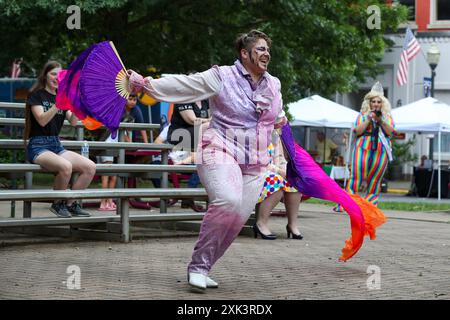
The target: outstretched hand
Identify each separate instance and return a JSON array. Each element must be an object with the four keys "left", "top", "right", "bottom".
[{"left": 126, "top": 69, "right": 144, "bottom": 94}]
